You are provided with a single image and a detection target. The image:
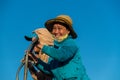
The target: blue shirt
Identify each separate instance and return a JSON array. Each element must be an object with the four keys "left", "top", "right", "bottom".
[{"left": 36, "top": 36, "right": 90, "bottom": 80}]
